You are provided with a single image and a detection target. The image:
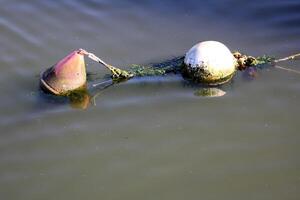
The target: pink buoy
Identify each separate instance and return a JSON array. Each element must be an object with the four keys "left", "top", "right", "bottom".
[{"left": 40, "top": 49, "right": 87, "bottom": 95}]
